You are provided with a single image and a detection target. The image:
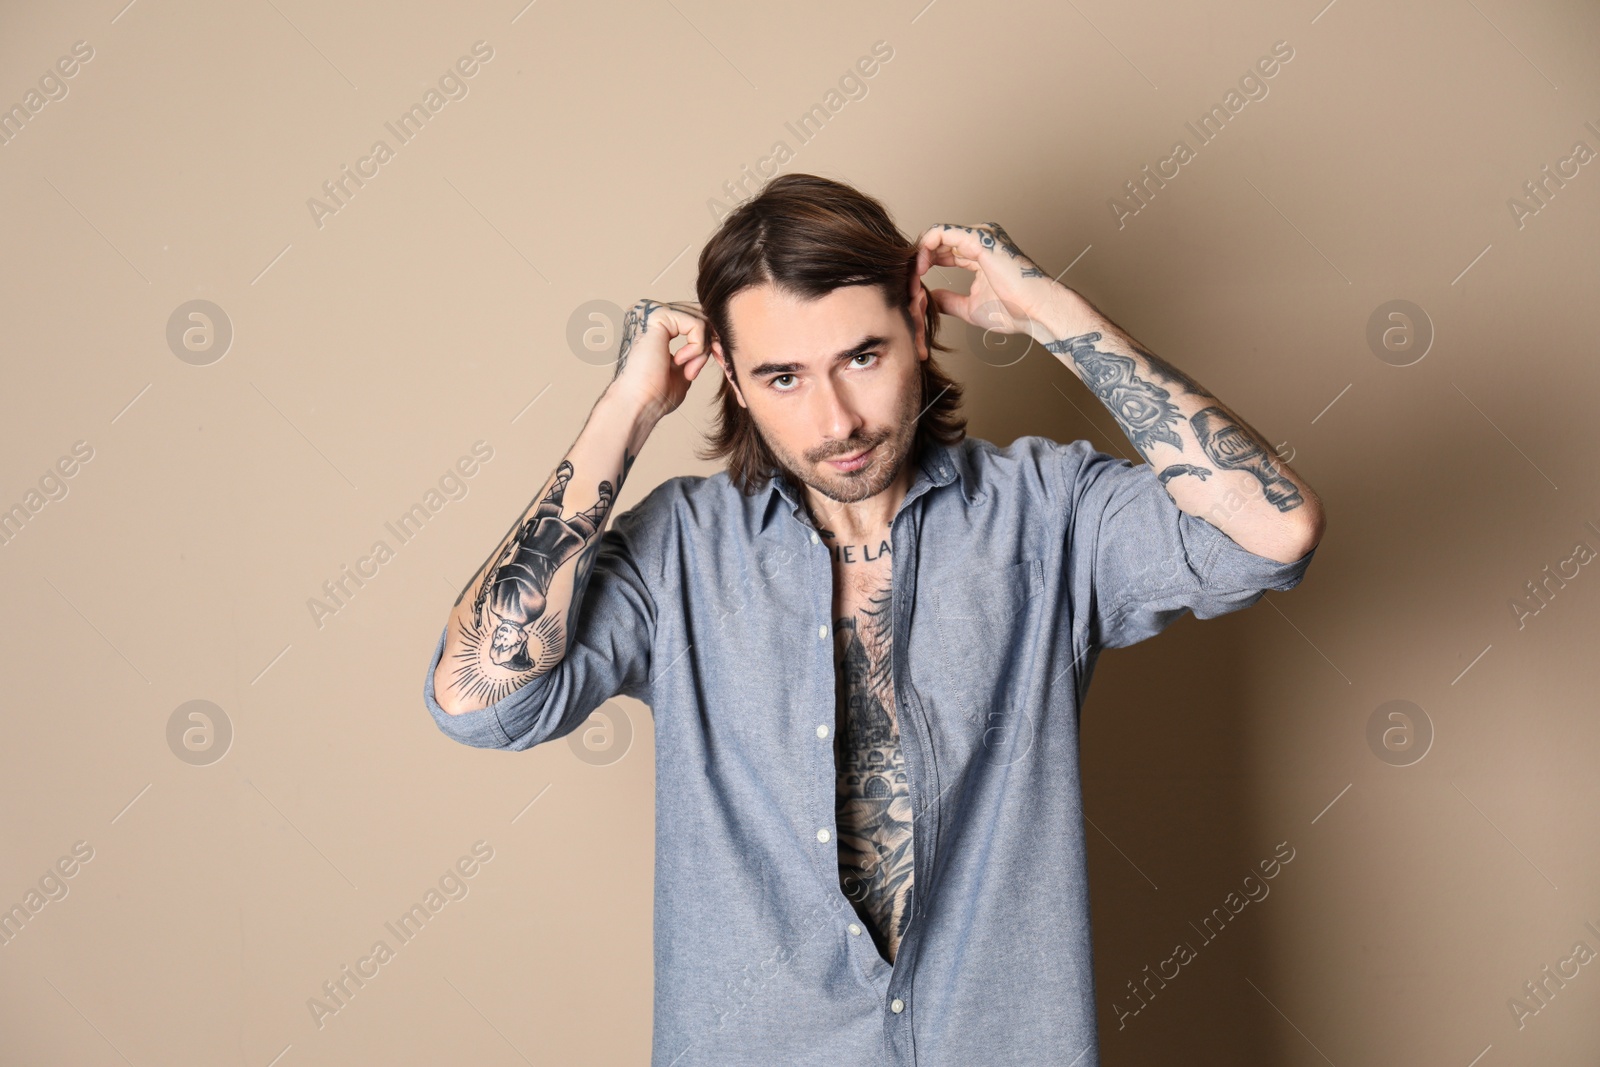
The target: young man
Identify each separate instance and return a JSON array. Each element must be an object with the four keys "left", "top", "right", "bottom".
[{"left": 424, "top": 174, "right": 1324, "bottom": 1066}]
